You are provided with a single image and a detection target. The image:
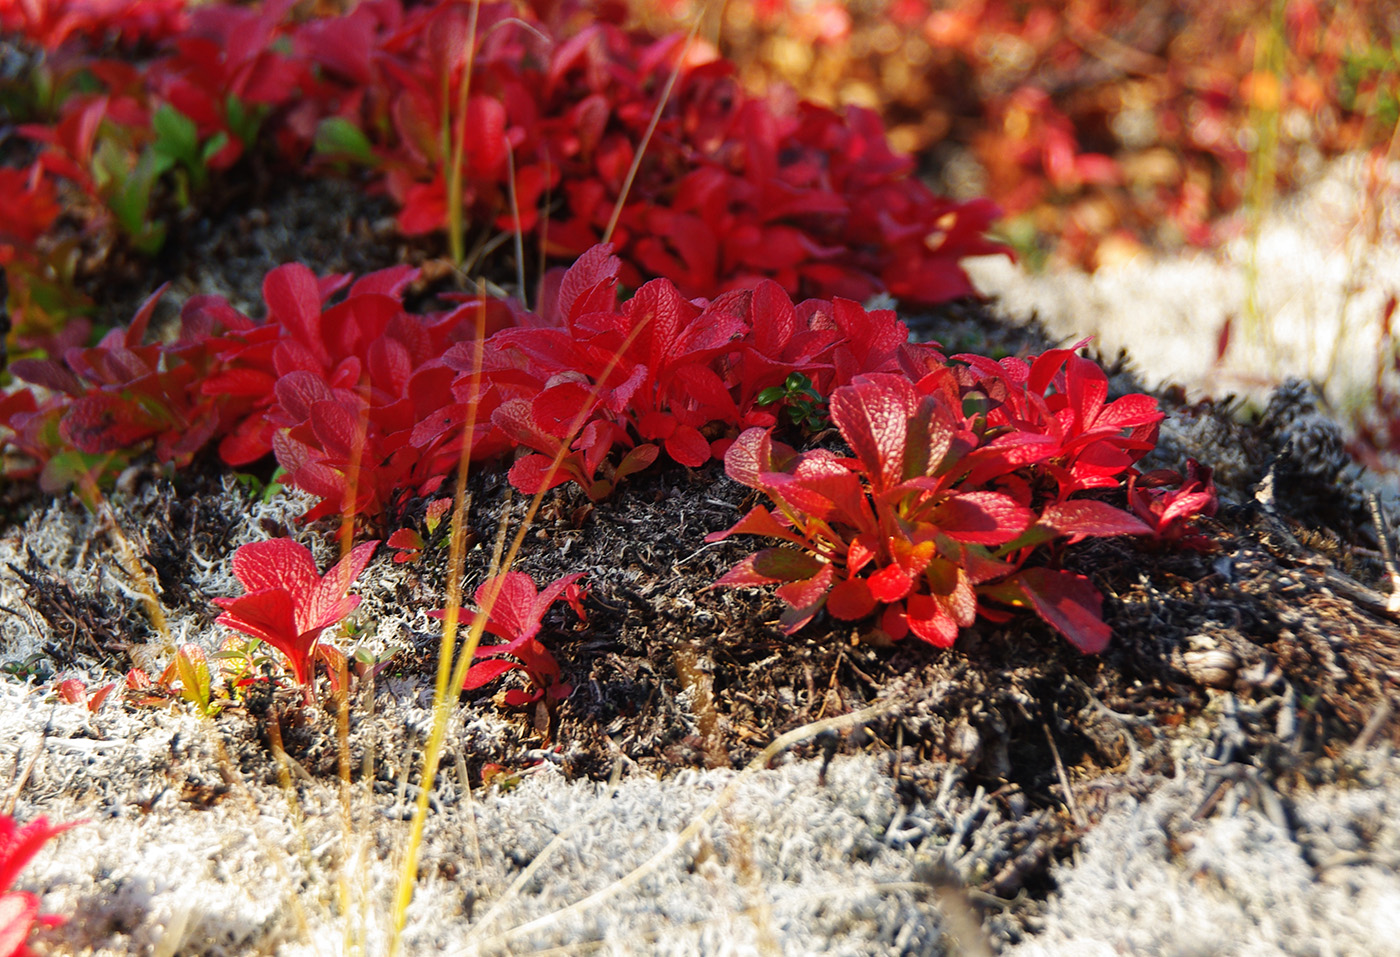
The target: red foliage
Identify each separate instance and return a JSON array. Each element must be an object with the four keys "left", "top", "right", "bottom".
[
  {"left": 2, "top": 0, "right": 188, "bottom": 50},
  {"left": 432, "top": 571, "right": 584, "bottom": 706},
  {"left": 13, "top": 0, "right": 1004, "bottom": 307},
  {"left": 212, "top": 538, "right": 379, "bottom": 686},
  {"left": 0, "top": 164, "right": 60, "bottom": 263},
  {"left": 707, "top": 361, "right": 1200, "bottom": 653},
  {"left": 0, "top": 814, "right": 77, "bottom": 957}
]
